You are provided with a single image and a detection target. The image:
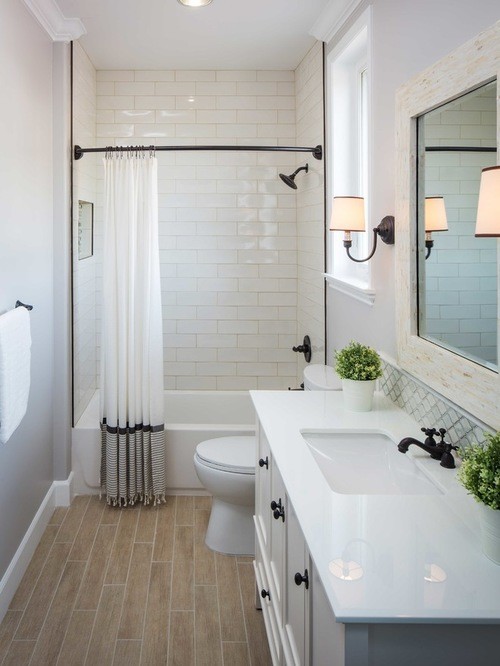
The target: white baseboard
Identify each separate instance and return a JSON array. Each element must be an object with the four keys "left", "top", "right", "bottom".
[{"left": 0, "top": 473, "right": 73, "bottom": 623}]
